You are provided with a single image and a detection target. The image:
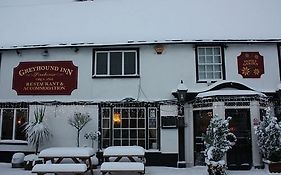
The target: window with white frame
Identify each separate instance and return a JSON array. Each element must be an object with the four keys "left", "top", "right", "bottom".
[
  {"left": 196, "top": 46, "right": 223, "bottom": 81},
  {"left": 100, "top": 104, "right": 159, "bottom": 150},
  {"left": 0, "top": 108, "right": 28, "bottom": 141},
  {"left": 93, "top": 49, "right": 139, "bottom": 77}
]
